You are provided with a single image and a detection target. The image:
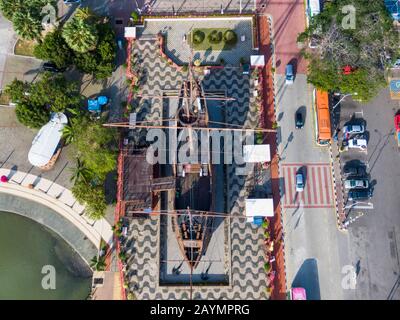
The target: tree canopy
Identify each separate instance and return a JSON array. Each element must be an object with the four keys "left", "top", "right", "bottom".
[
  {"left": 34, "top": 29, "right": 74, "bottom": 68},
  {"left": 62, "top": 12, "right": 99, "bottom": 53},
  {"left": 299, "top": 0, "right": 399, "bottom": 101},
  {"left": 0, "top": 0, "right": 56, "bottom": 40},
  {"left": 4, "top": 73, "right": 81, "bottom": 128}
]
